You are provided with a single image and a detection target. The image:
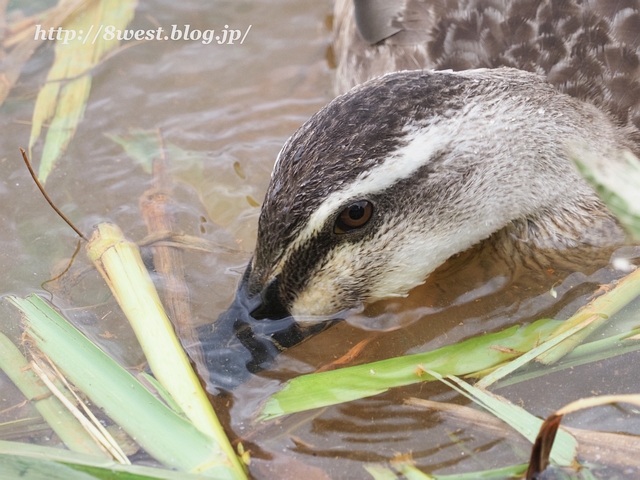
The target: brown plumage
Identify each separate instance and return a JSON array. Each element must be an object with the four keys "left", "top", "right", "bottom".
[{"left": 334, "top": 0, "right": 640, "bottom": 141}]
